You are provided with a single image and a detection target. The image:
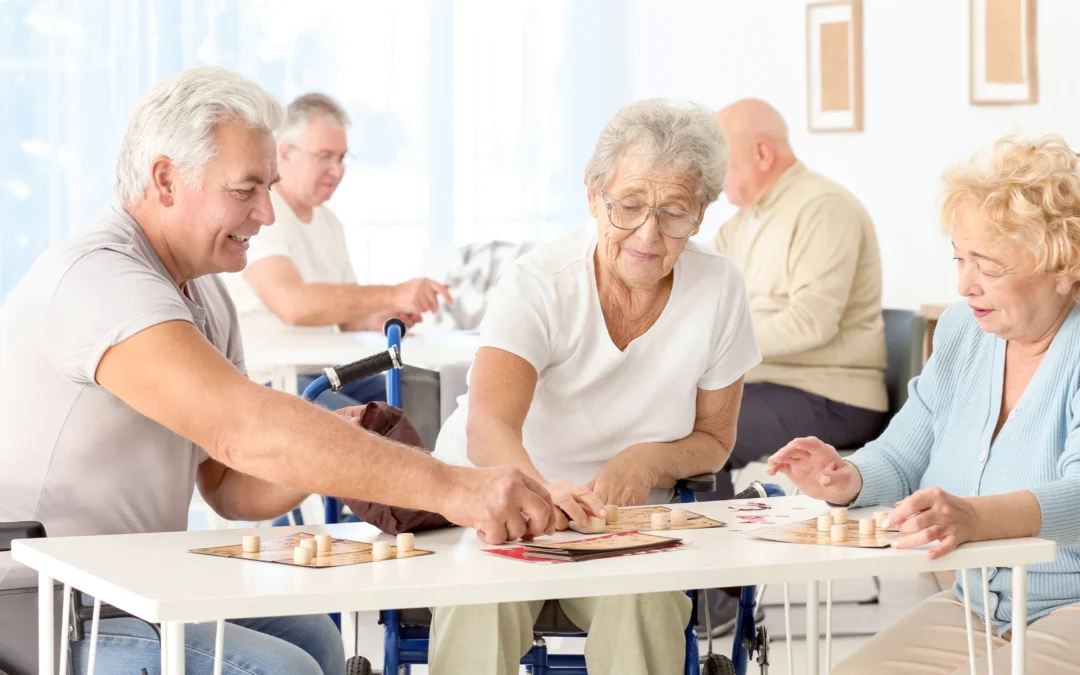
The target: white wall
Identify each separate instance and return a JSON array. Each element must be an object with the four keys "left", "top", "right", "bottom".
[{"left": 624, "top": 0, "right": 1080, "bottom": 310}]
